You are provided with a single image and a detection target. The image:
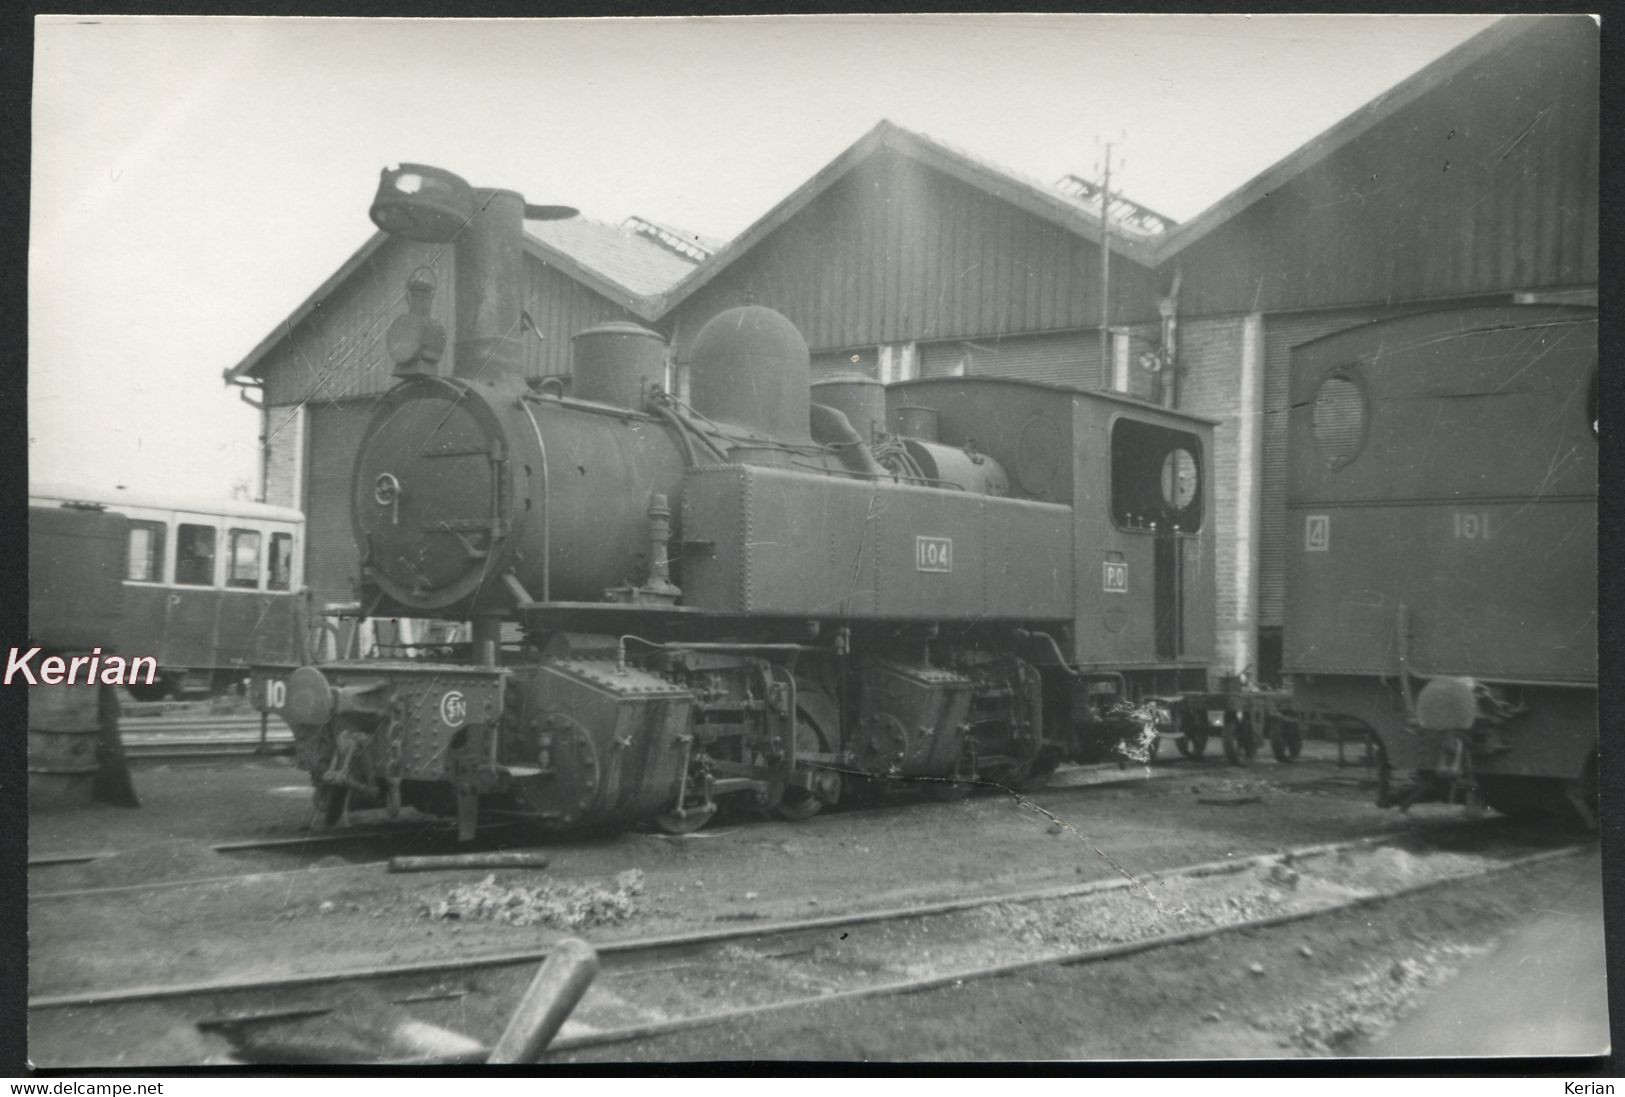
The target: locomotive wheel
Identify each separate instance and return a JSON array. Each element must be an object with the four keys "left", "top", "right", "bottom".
[
  {"left": 313, "top": 784, "right": 346, "bottom": 827},
  {"left": 774, "top": 687, "right": 841, "bottom": 822},
  {"left": 1177, "top": 731, "right": 1209, "bottom": 760},
  {"left": 654, "top": 804, "right": 717, "bottom": 834},
  {"left": 1269, "top": 719, "right": 1303, "bottom": 763},
  {"left": 1221, "top": 713, "right": 1257, "bottom": 767},
  {"left": 1011, "top": 747, "right": 1063, "bottom": 792}
]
